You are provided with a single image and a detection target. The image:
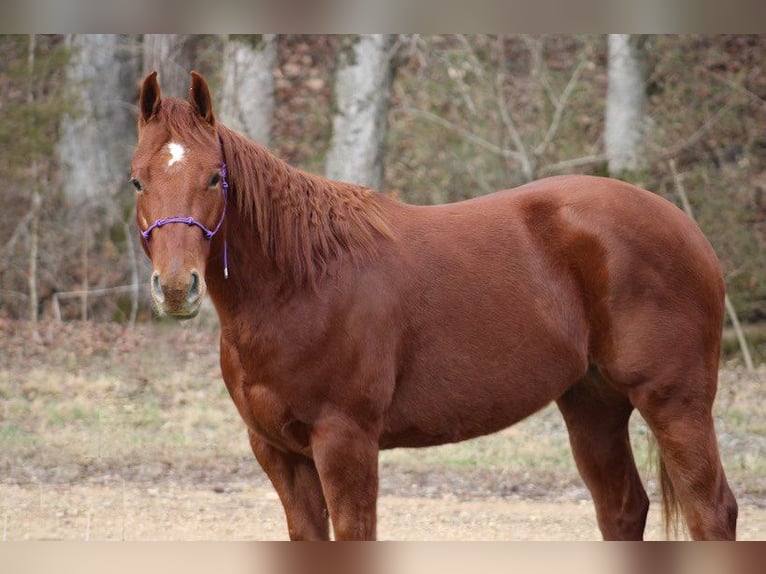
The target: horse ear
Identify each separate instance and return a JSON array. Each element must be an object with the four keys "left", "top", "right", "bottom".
[
  {"left": 189, "top": 71, "right": 215, "bottom": 126},
  {"left": 139, "top": 71, "right": 161, "bottom": 124}
]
